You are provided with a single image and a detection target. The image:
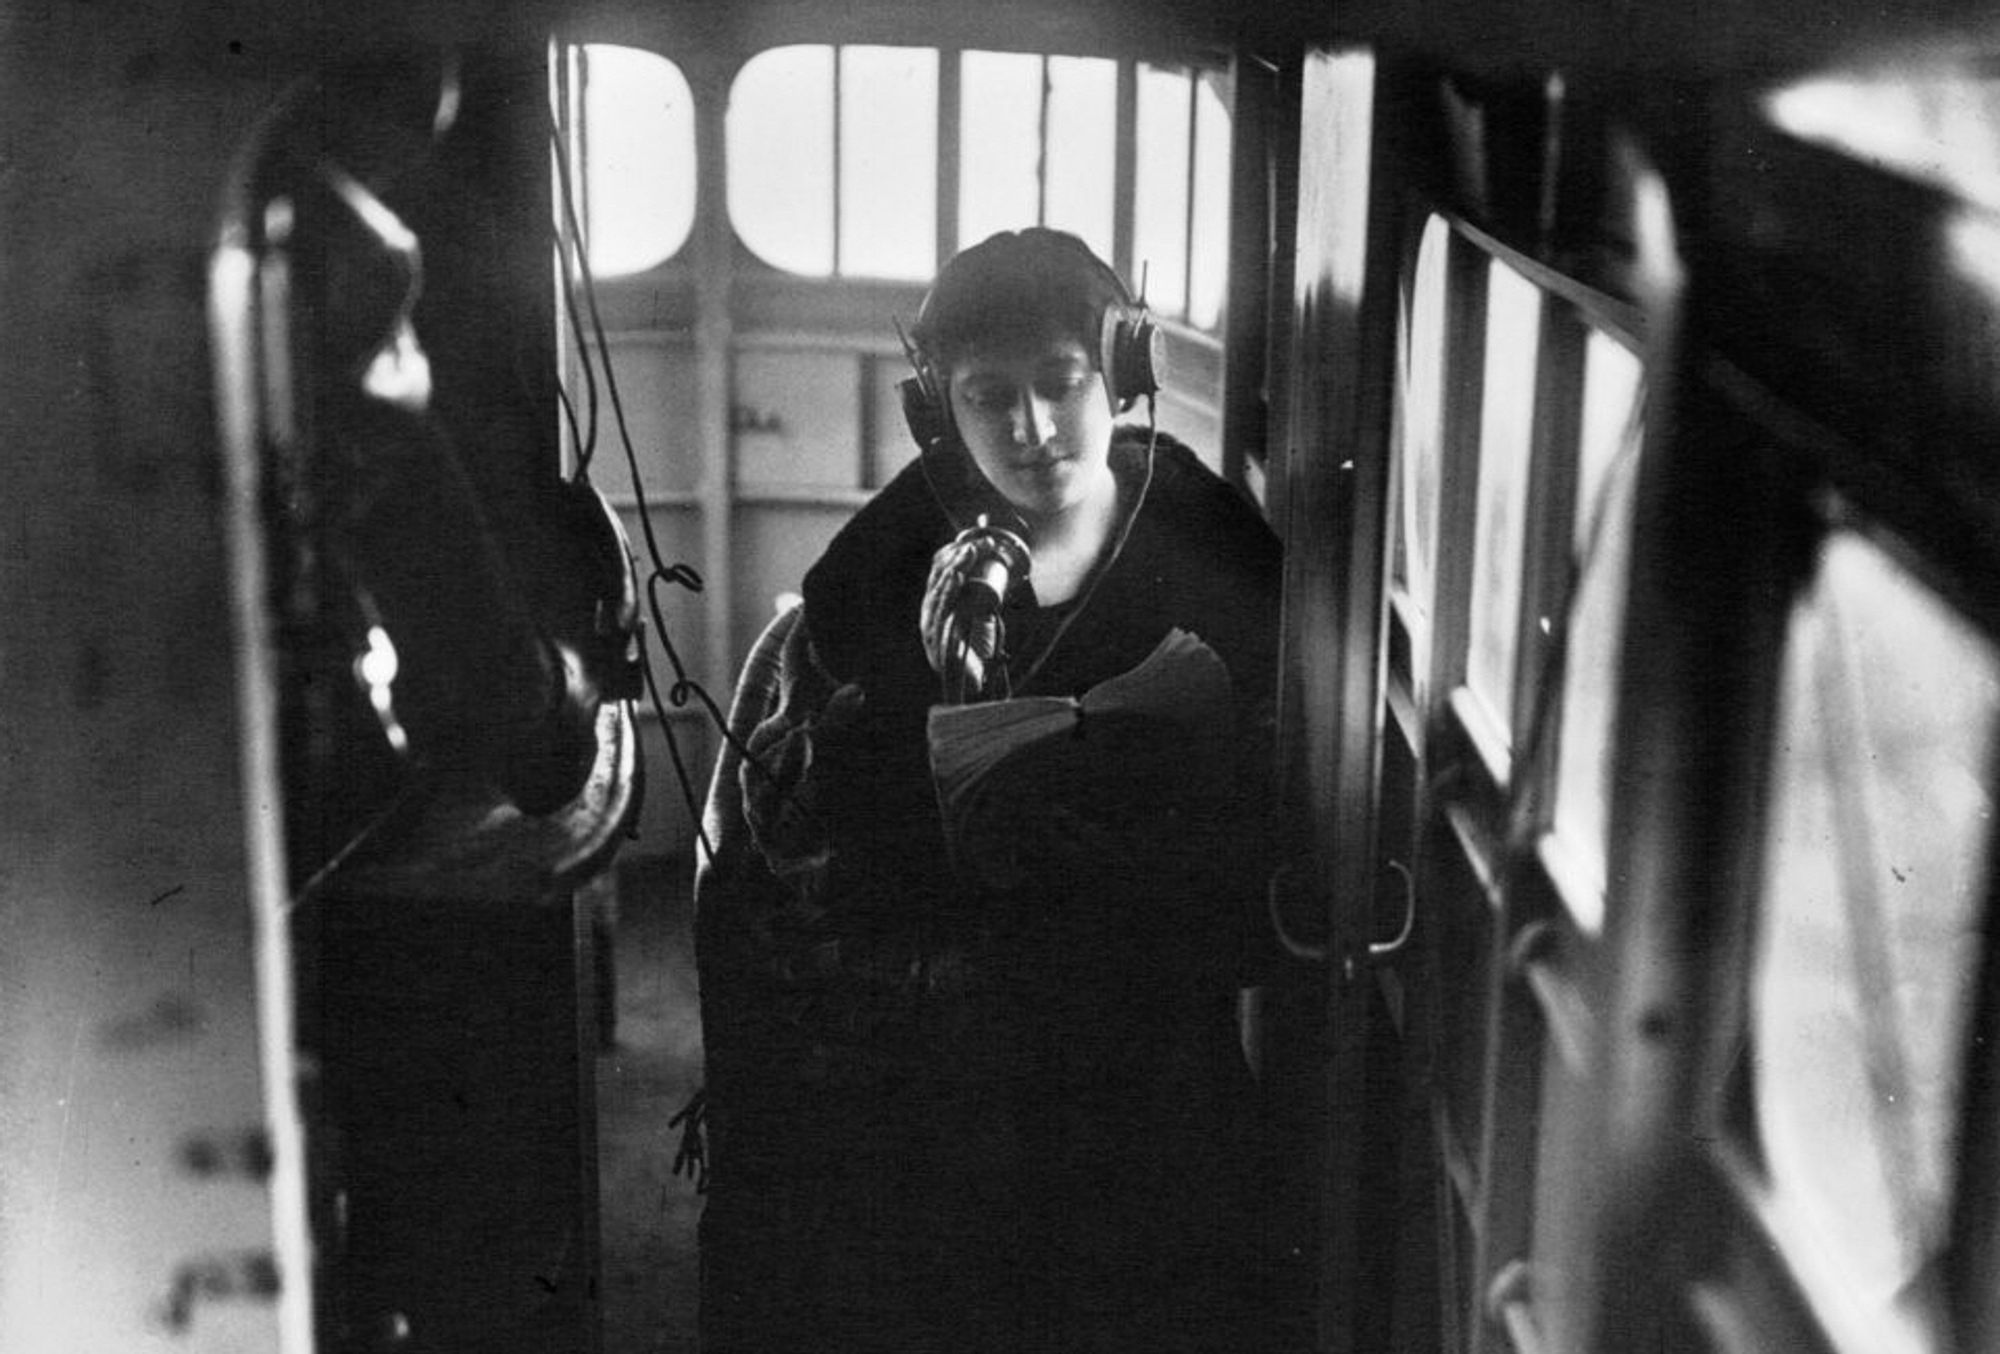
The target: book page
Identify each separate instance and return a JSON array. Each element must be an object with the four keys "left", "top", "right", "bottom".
[
  {"left": 1077, "top": 627, "right": 1233, "bottom": 721},
  {"left": 927, "top": 629, "right": 1236, "bottom": 872}
]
